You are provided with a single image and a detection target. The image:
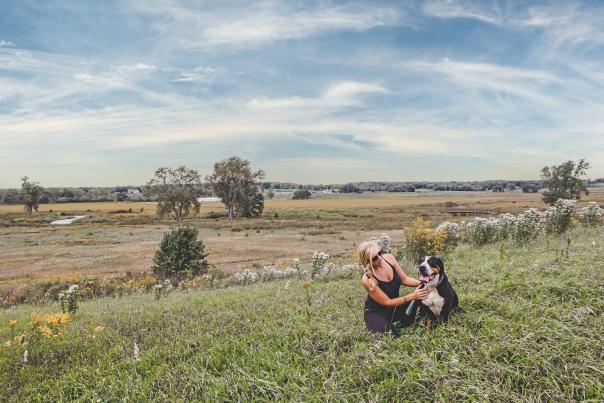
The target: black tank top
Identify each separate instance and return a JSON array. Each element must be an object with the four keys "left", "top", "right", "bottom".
[{"left": 364, "top": 258, "right": 401, "bottom": 312}]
